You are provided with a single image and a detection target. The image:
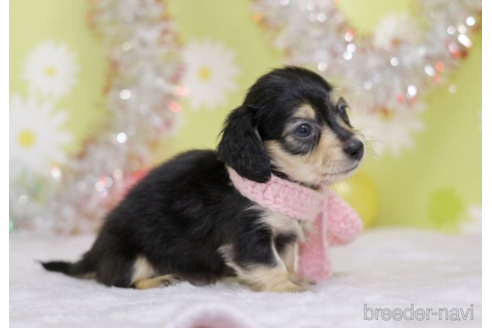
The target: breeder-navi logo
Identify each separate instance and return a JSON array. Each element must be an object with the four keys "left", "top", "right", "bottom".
[{"left": 364, "top": 304, "right": 474, "bottom": 321}]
